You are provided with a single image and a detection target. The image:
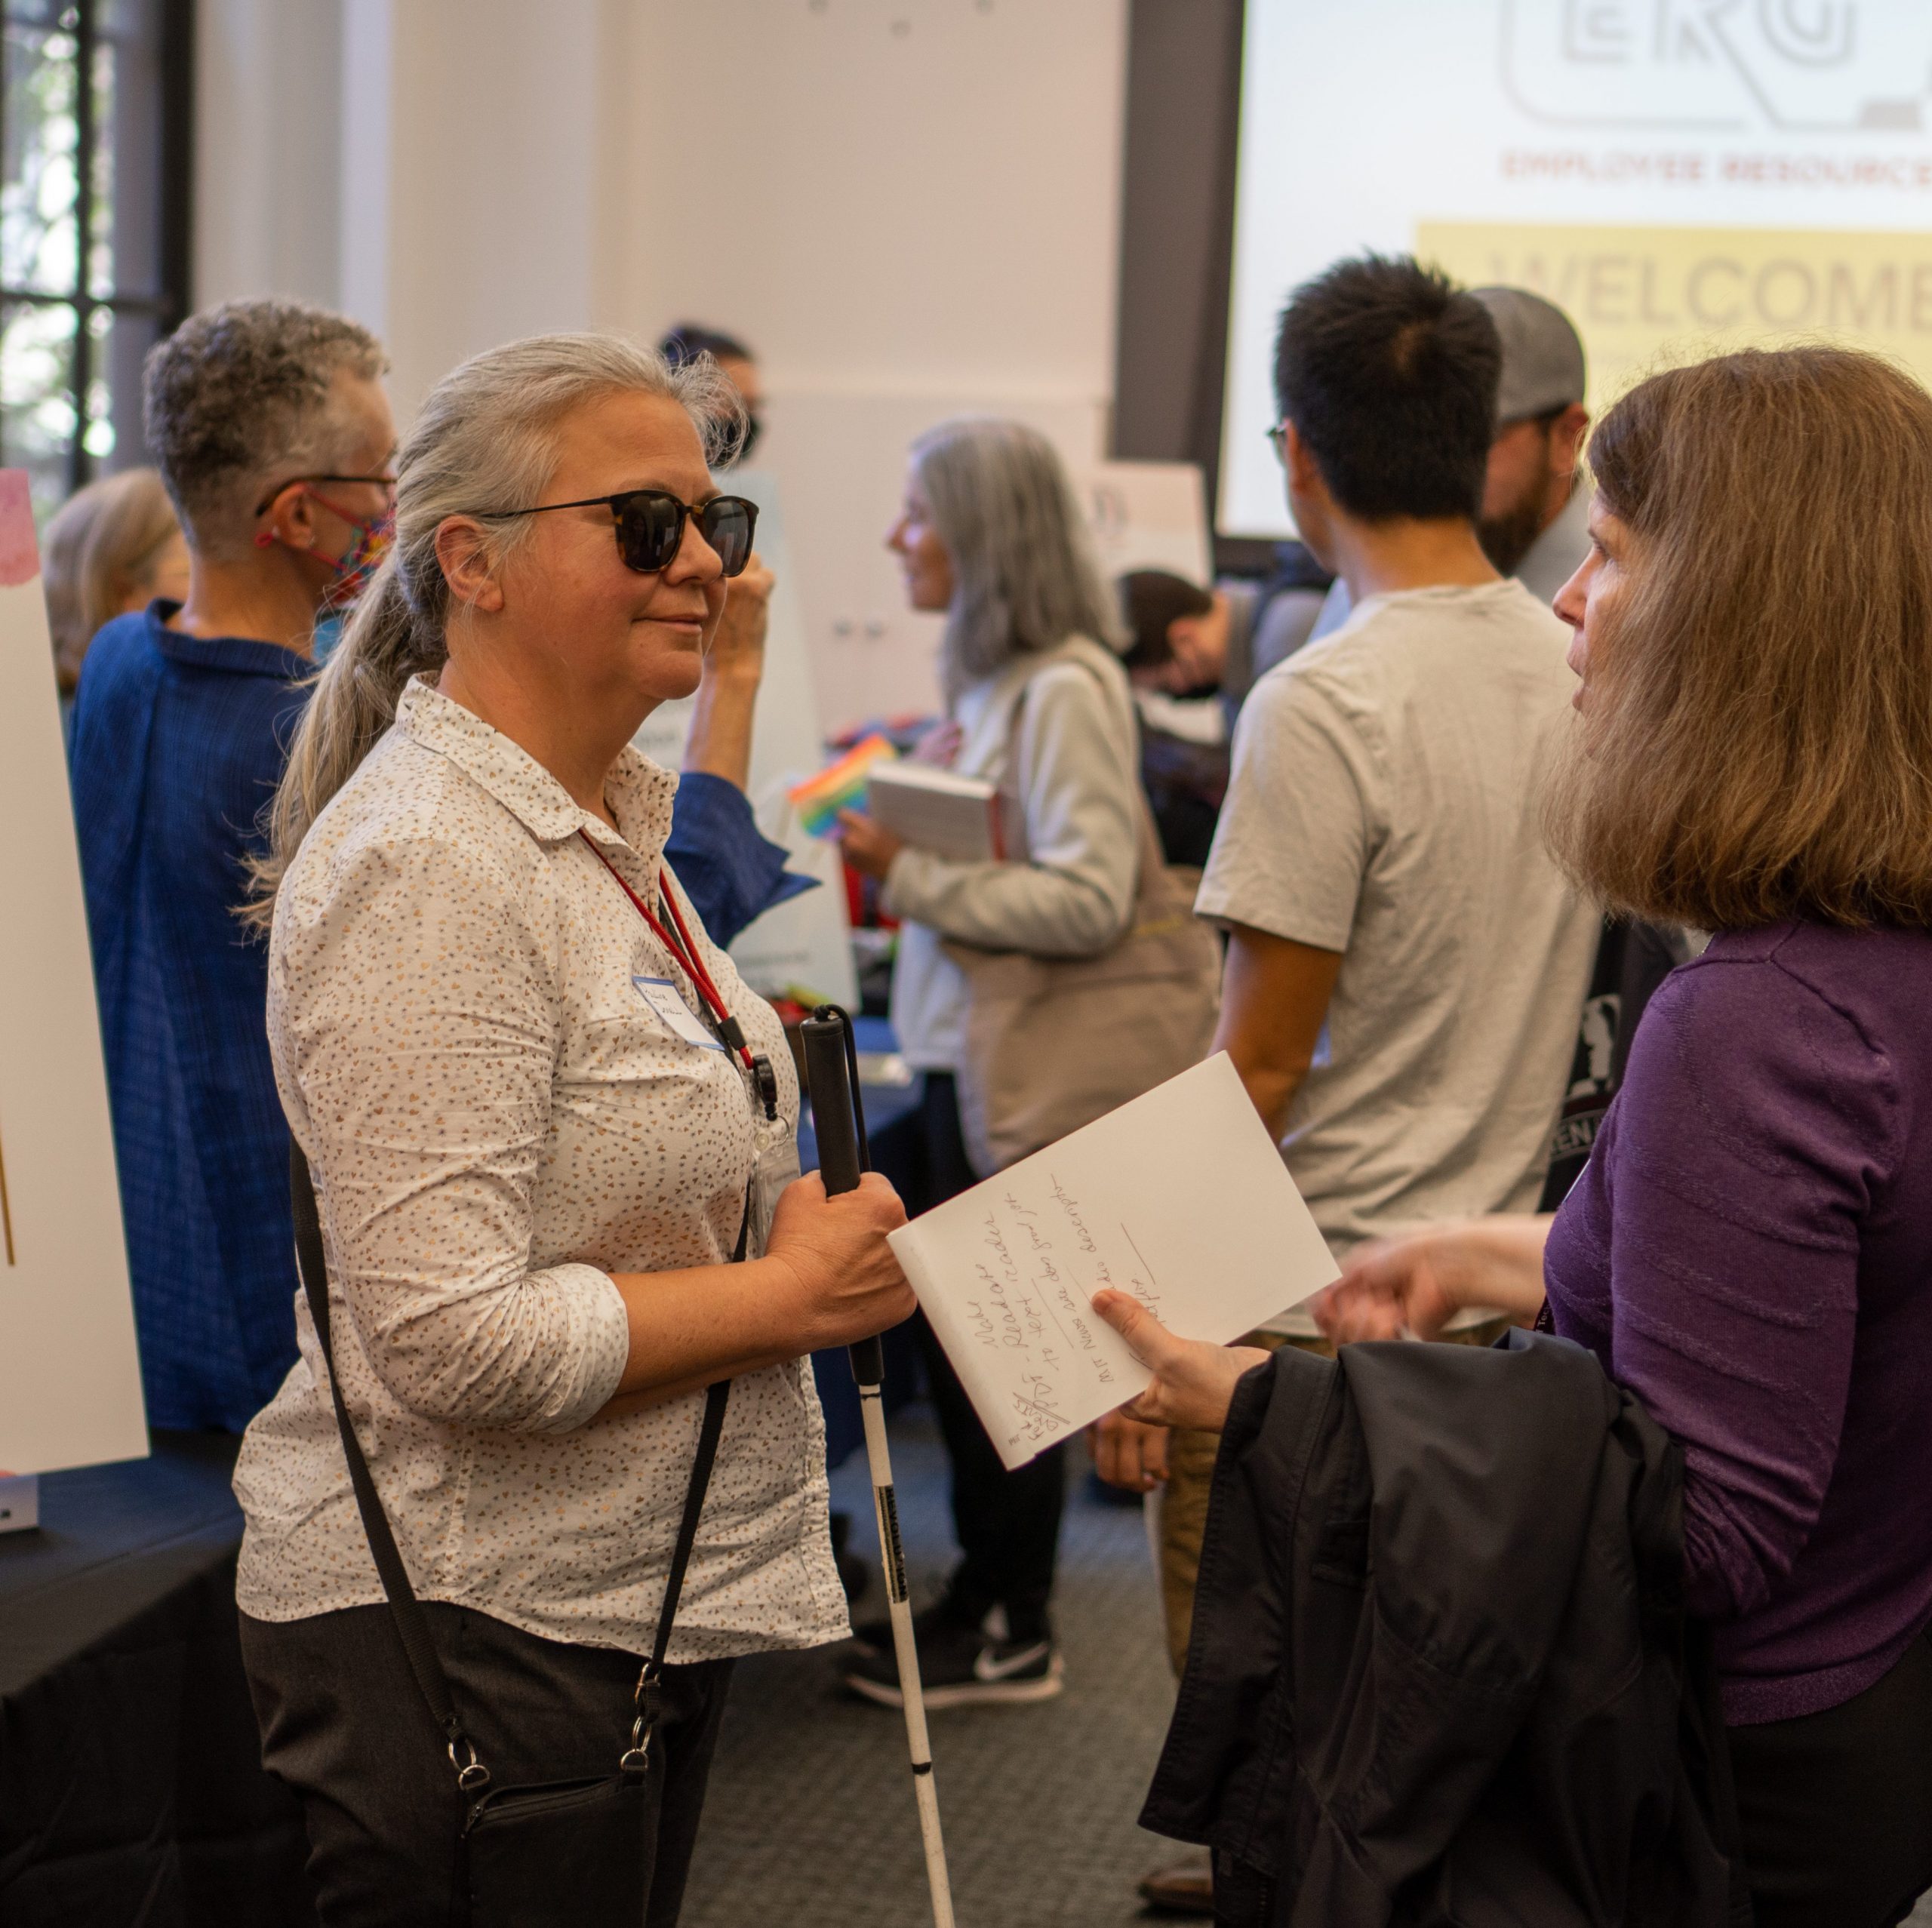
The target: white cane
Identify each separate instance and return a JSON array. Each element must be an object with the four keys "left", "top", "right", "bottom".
[{"left": 801, "top": 1008, "right": 957, "bottom": 1928}]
